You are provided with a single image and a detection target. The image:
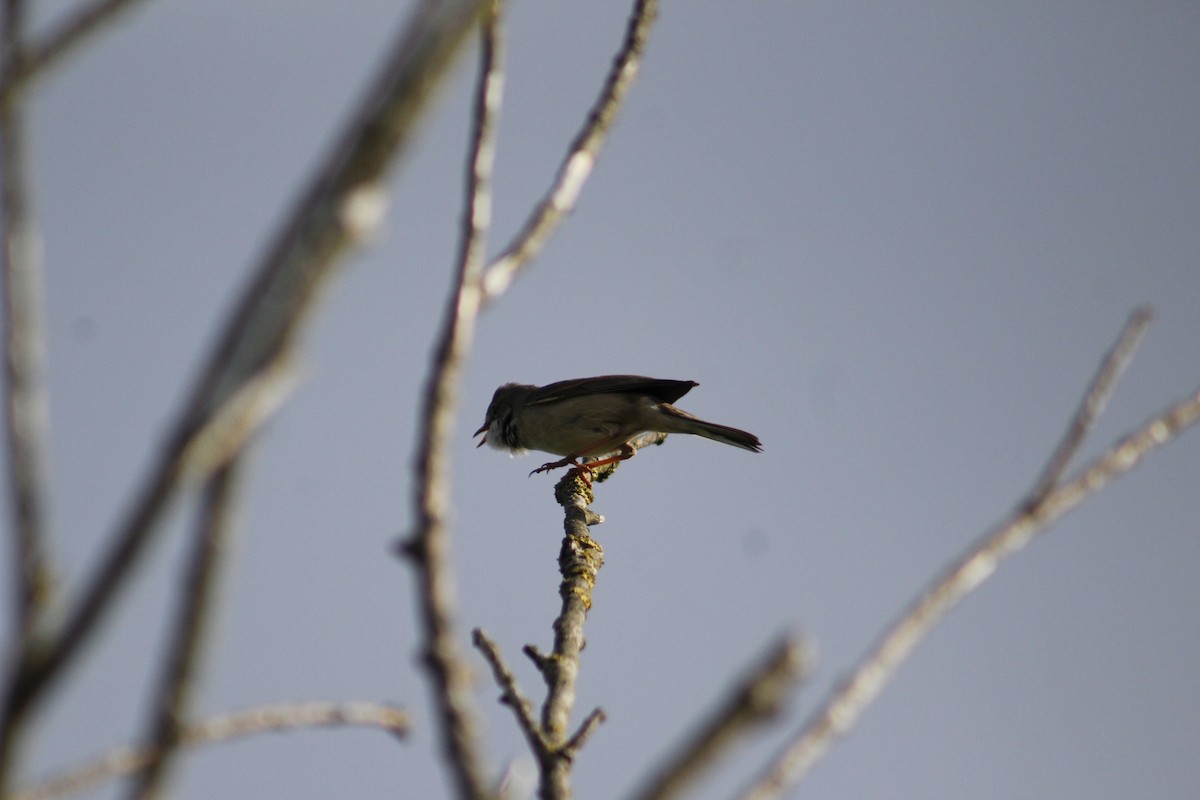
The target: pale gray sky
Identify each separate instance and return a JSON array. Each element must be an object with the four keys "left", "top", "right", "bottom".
[{"left": 7, "top": 2, "right": 1200, "bottom": 799}]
